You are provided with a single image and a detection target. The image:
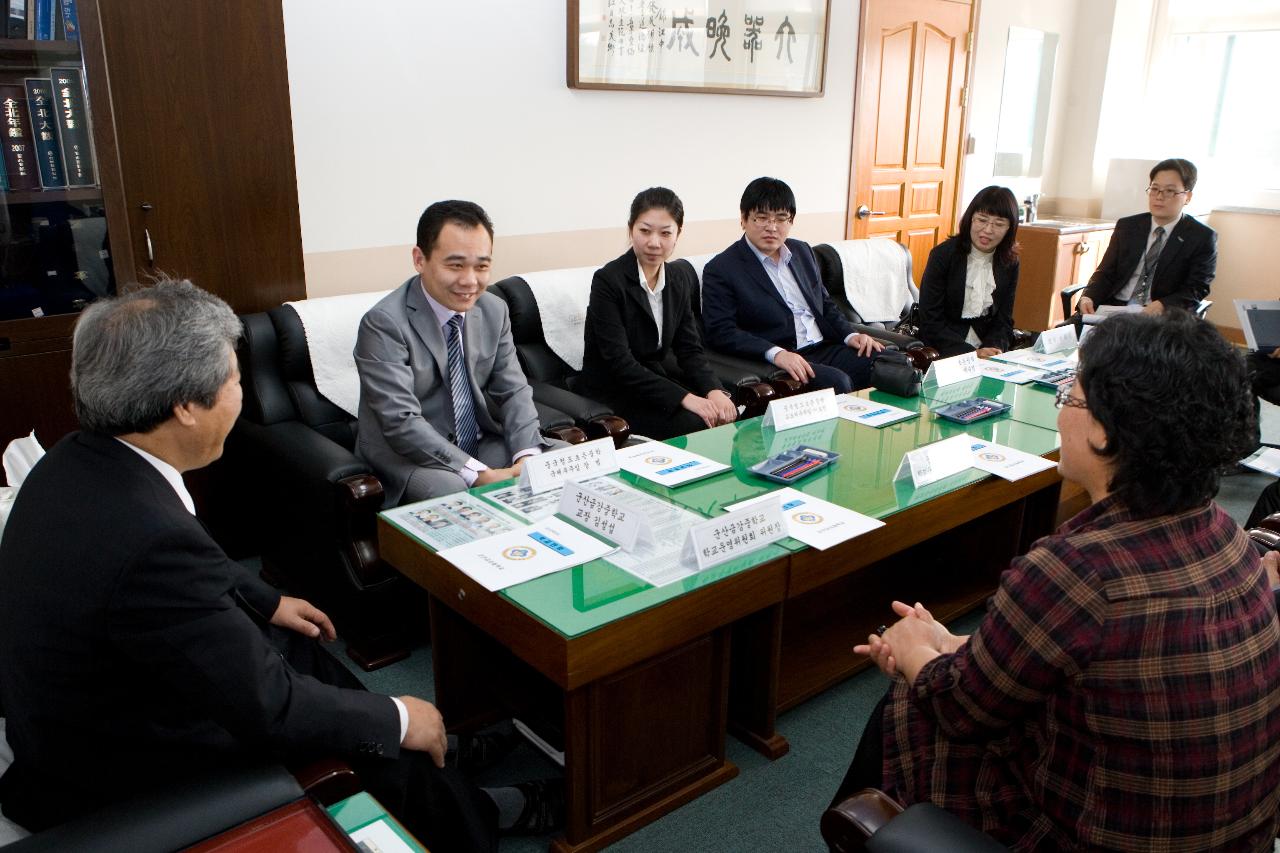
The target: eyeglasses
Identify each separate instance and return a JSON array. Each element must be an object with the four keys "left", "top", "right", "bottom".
[
  {"left": 1054, "top": 383, "right": 1088, "bottom": 410},
  {"left": 972, "top": 214, "right": 1010, "bottom": 232},
  {"left": 748, "top": 213, "right": 793, "bottom": 227},
  {"left": 1146, "top": 185, "right": 1188, "bottom": 200}
]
